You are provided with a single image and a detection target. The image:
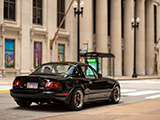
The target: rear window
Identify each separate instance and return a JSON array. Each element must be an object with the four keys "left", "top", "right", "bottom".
[{"left": 32, "top": 63, "right": 77, "bottom": 77}]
